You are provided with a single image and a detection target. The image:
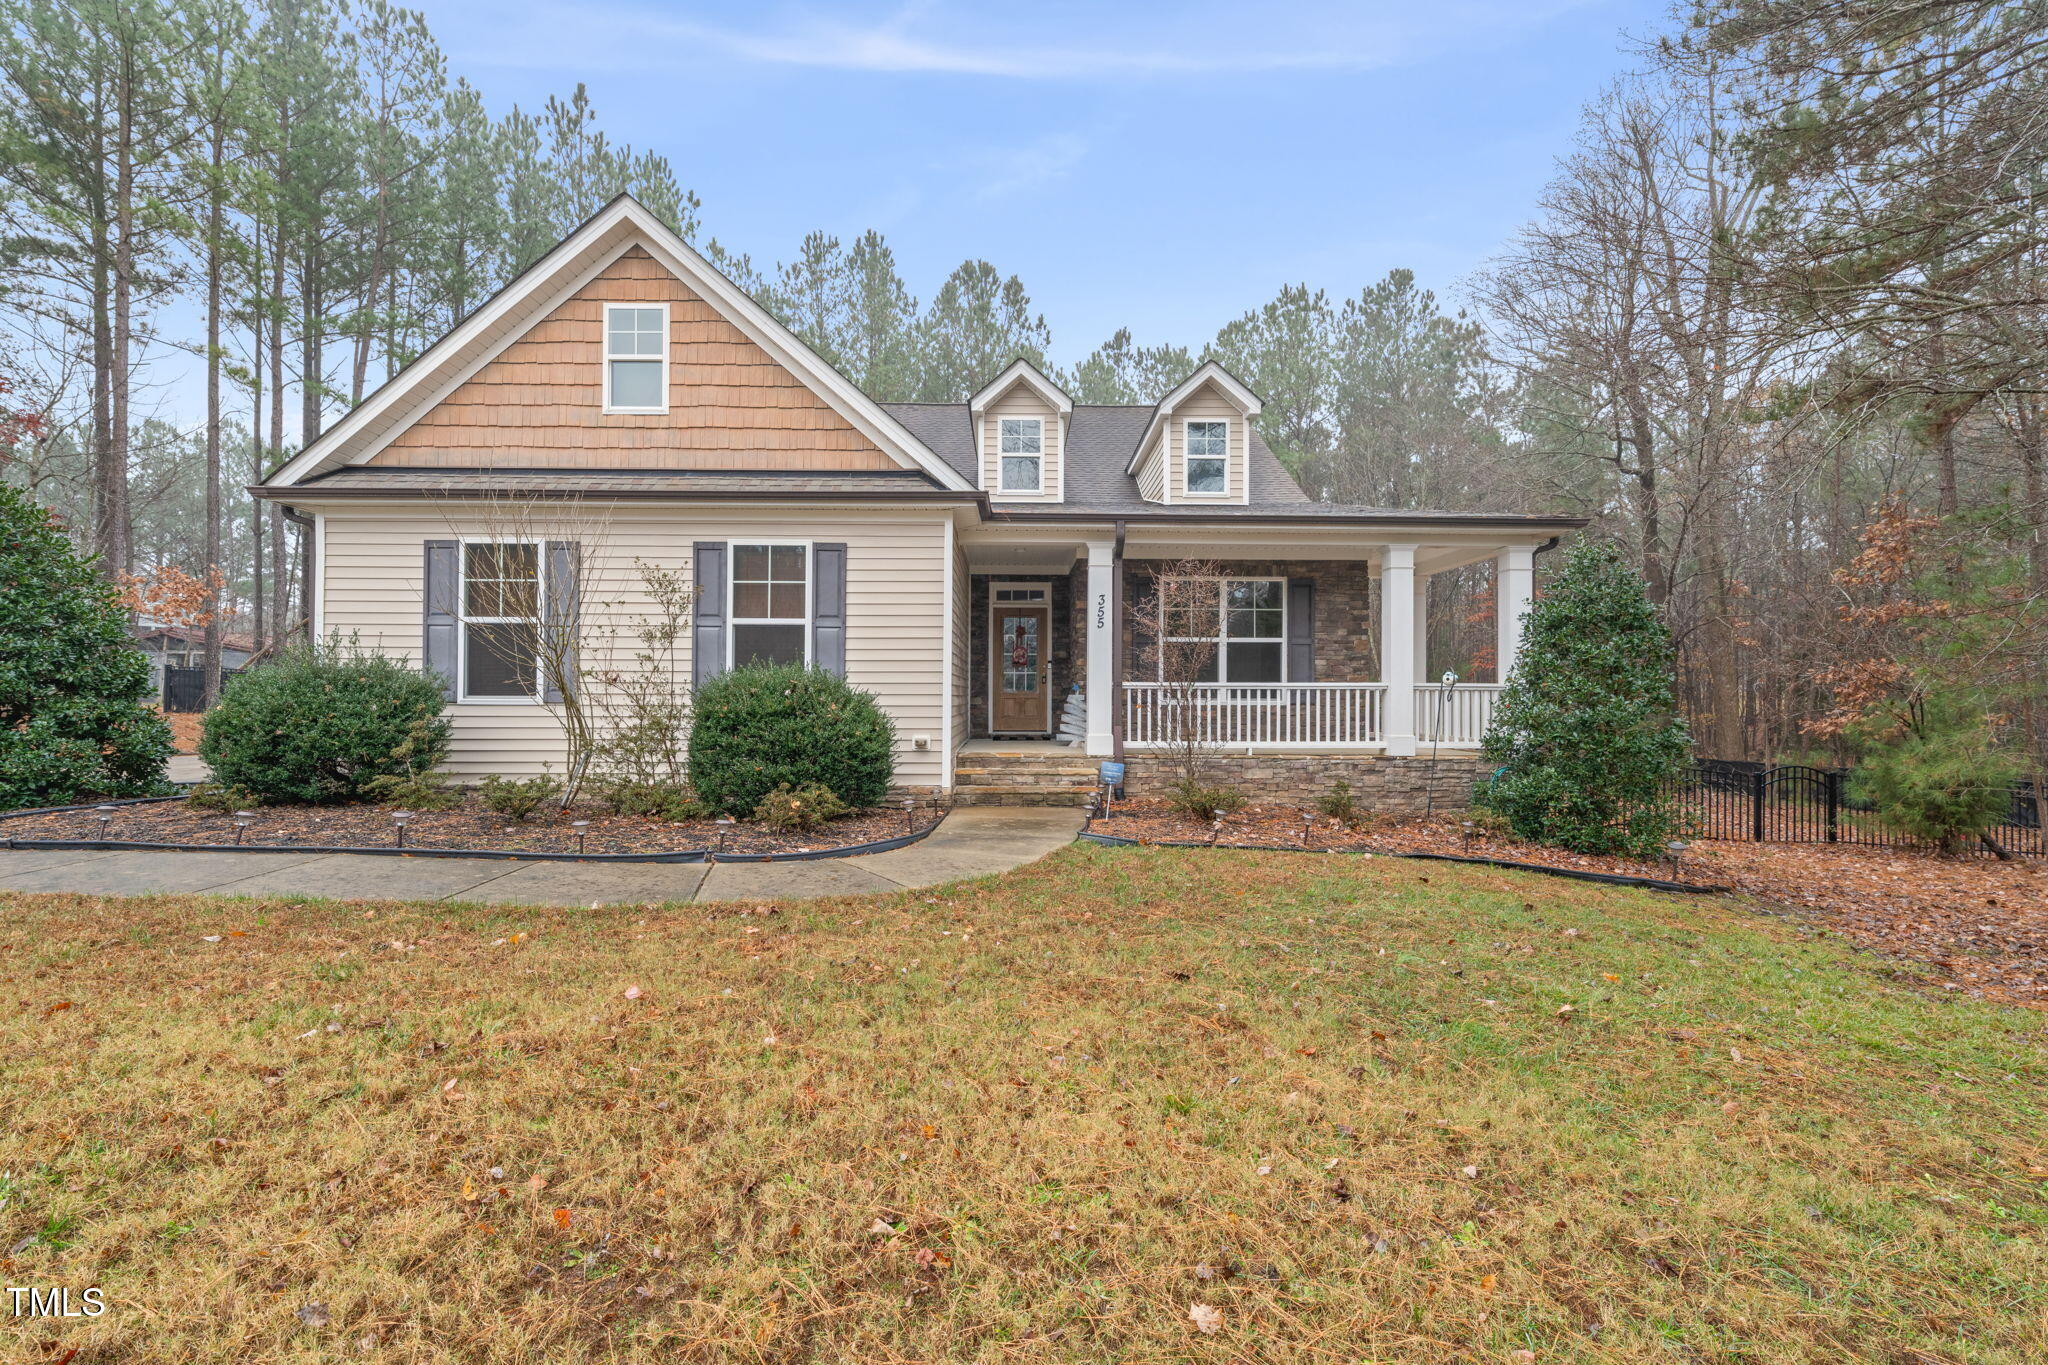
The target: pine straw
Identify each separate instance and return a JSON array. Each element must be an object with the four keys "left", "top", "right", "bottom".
[{"left": 4, "top": 845, "right": 2046, "bottom": 1363}]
